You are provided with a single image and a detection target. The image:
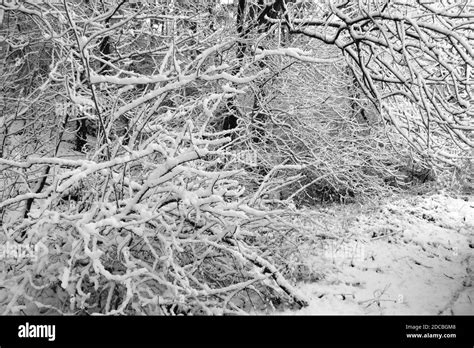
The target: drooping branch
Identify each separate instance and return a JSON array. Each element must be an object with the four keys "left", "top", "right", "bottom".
[{"left": 268, "top": 0, "right": 473, "bottom": 165}]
